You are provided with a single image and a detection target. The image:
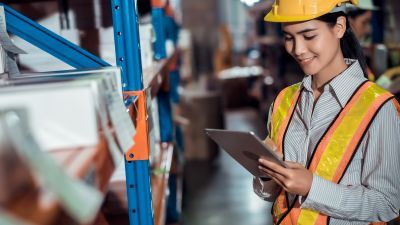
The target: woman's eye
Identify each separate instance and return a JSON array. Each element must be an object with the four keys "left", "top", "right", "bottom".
[
  {"left": 284, "top": 36, "right": 293, "bottom": 41},
  {"left": 304, "top": 35, "right": 316, "bottom": 40}
]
